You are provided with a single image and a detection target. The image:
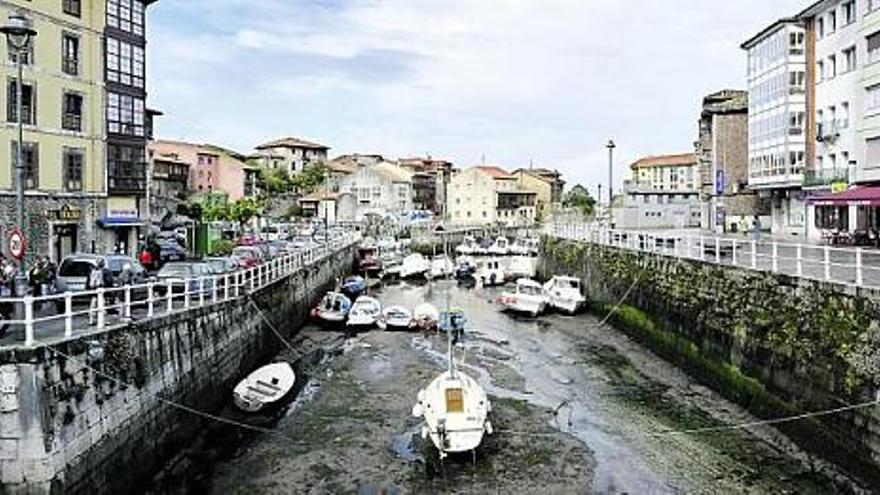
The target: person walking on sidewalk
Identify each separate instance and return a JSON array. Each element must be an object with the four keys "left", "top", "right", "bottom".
[
  {"left": 751, "top": 215, "right": 762, "bottom": 243},
  {"left": 88, "top": 260, "right": 105, "bottom": 326}
]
